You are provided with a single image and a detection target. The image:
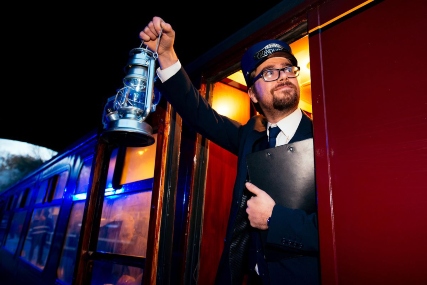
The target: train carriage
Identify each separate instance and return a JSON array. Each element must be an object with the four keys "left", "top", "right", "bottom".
[{"left": 0, "top": 0, "right": 426, "bottom": 284}]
